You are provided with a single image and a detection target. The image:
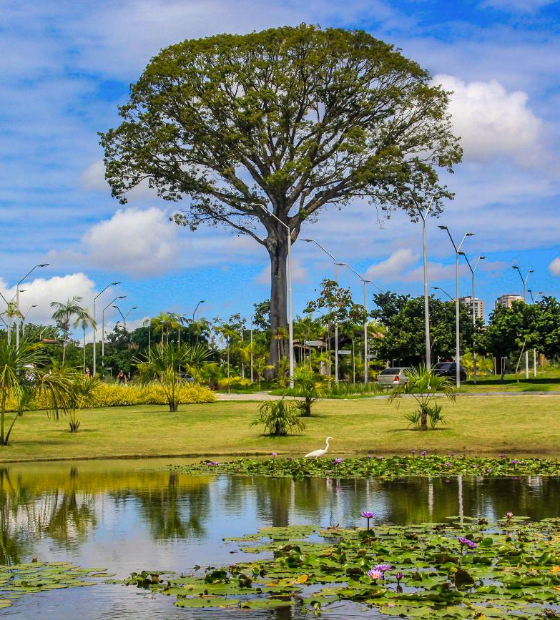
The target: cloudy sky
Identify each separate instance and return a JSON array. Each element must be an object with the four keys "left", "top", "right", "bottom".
[{"left": 1, "top": 0, "right": 559, "bottom": 331}]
